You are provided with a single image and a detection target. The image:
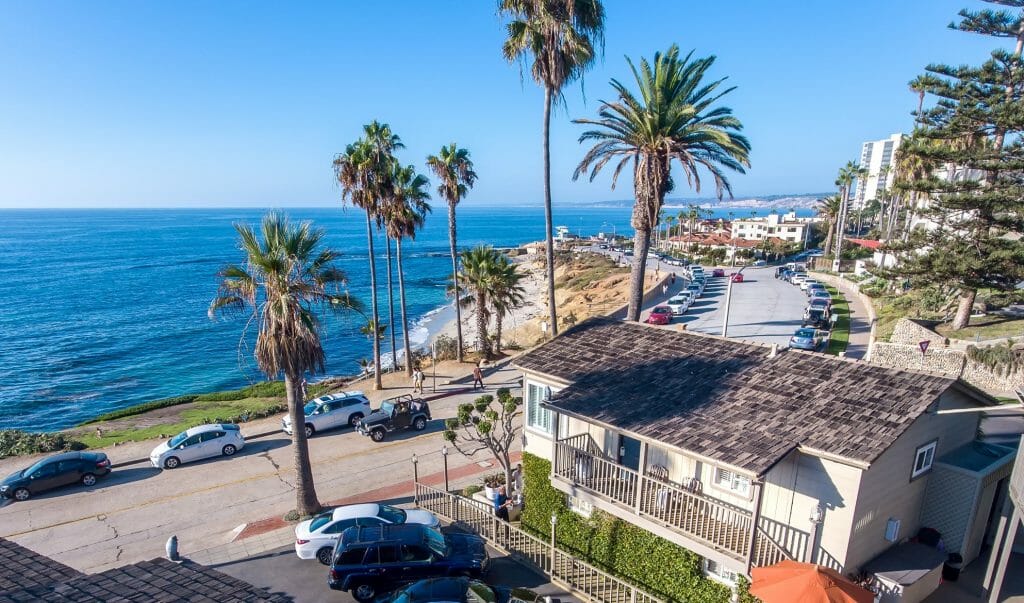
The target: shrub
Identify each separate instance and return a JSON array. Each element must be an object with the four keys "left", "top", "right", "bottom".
[
  {"left": 521, "top": 453, "right": 731, "bottom": 603},
  {"left": 433, "top": 335, "right": 459, "bottom": 361},
  {"left": 462, "top": 484, "right": 483, "bottom": 497},
  {"left": 0, "top": 430, "right": 86, "bottom": 459},
  {"left": 967, "top": 341, "right": 1023, "bottom": 375}
]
